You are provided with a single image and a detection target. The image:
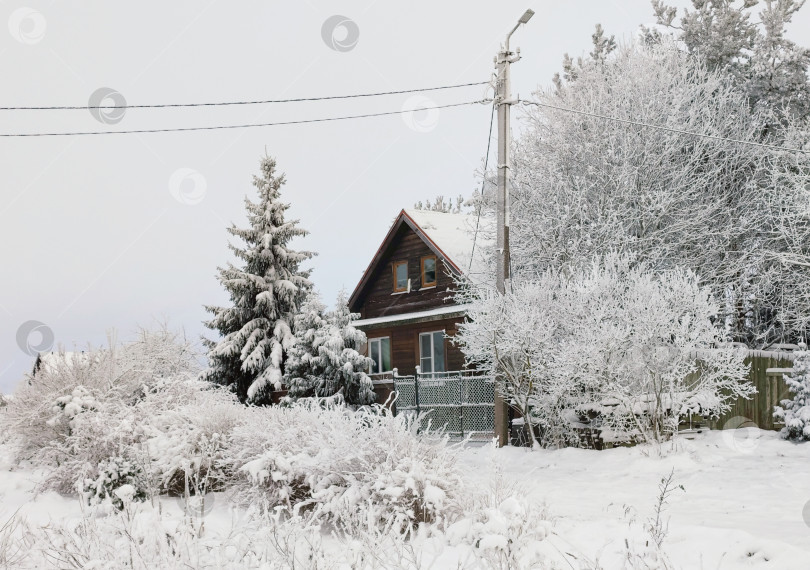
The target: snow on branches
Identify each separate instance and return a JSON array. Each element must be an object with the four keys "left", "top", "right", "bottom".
[
  {"left": 455, "top": 254, "right": 753, "bottom": 445},
  {"left": 774, "top": 347, "right": 810, "bottom": 440},
  {"left": 284, "top": 289, "right": 375, "bottom": 406},
  {"left": 511, "top": 40, "right": 810, "bottom": 346},
  {"left": 203, "top": 155, "right": 313, "bottom": 404}
]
